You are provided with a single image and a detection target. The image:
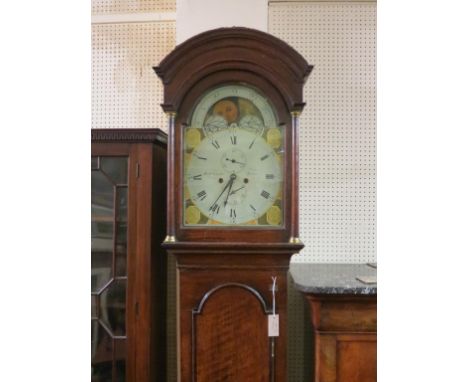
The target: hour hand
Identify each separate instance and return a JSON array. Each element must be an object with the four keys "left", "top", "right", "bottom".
[{"left": 229, "top": 185, "right": 245, "bottom": 196}]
